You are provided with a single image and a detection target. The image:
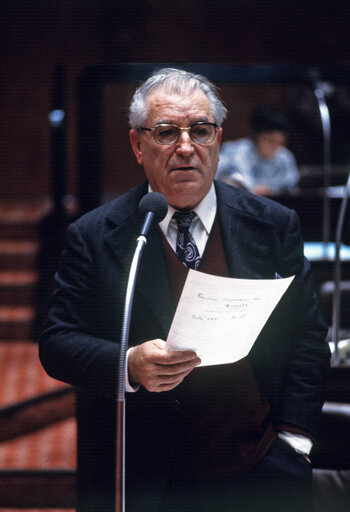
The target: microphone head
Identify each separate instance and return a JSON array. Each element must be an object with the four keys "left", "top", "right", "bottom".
[{"left": 138, "top": 192, "right": 168, "bottom": 222}]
